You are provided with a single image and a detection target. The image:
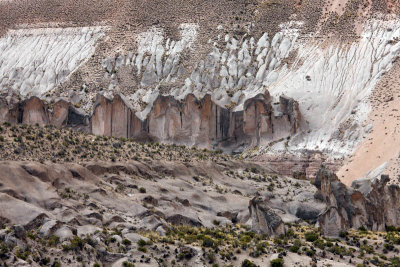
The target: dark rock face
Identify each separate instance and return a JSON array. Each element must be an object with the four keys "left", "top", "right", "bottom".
[
  {"left": 249, "top": 196, "right": 285, "bottom": 237},
  {"left": 249, "top": 167, "right": 400, "bottom": 237},
  {"left": 21, "top": 97, "right": 49, "bottom": 126},
  {"left": 315, "top": 167, "right": 400, "bottom": 237},
  {"left": 0, "top": 98, "right": 19, "bottom": 123},
  {"left": 0, "top": 92, "right": 301, "bottom": 151},
  {"left": 89, "top": 92, "right": 301, "bottom": 151}
]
